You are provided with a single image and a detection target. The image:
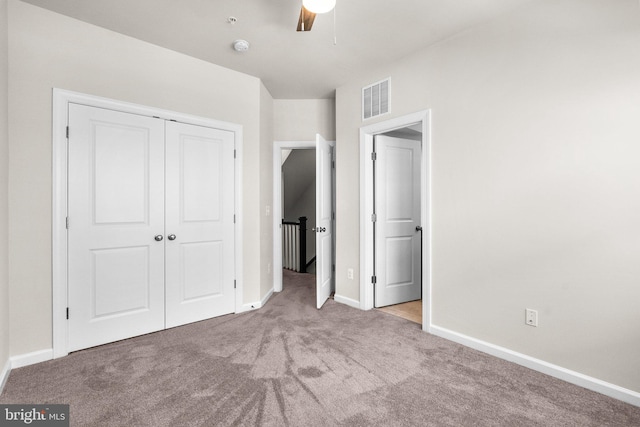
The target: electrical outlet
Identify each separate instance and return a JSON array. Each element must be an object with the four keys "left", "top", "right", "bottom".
[
  {"left": 525, "top": 308, "right": 538, "bottom": 327},
  {"left": 347, "top": 268, "right": 354, "bottom": 280}
]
